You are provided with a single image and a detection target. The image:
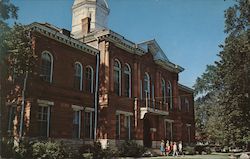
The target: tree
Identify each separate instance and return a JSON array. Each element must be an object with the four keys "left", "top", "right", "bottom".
[
  {"left": 0, "top": 0, "right": 18, "bottom": 157},
  {"left": 194, "top": 0, "right": 250, "bottom": 147}
]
